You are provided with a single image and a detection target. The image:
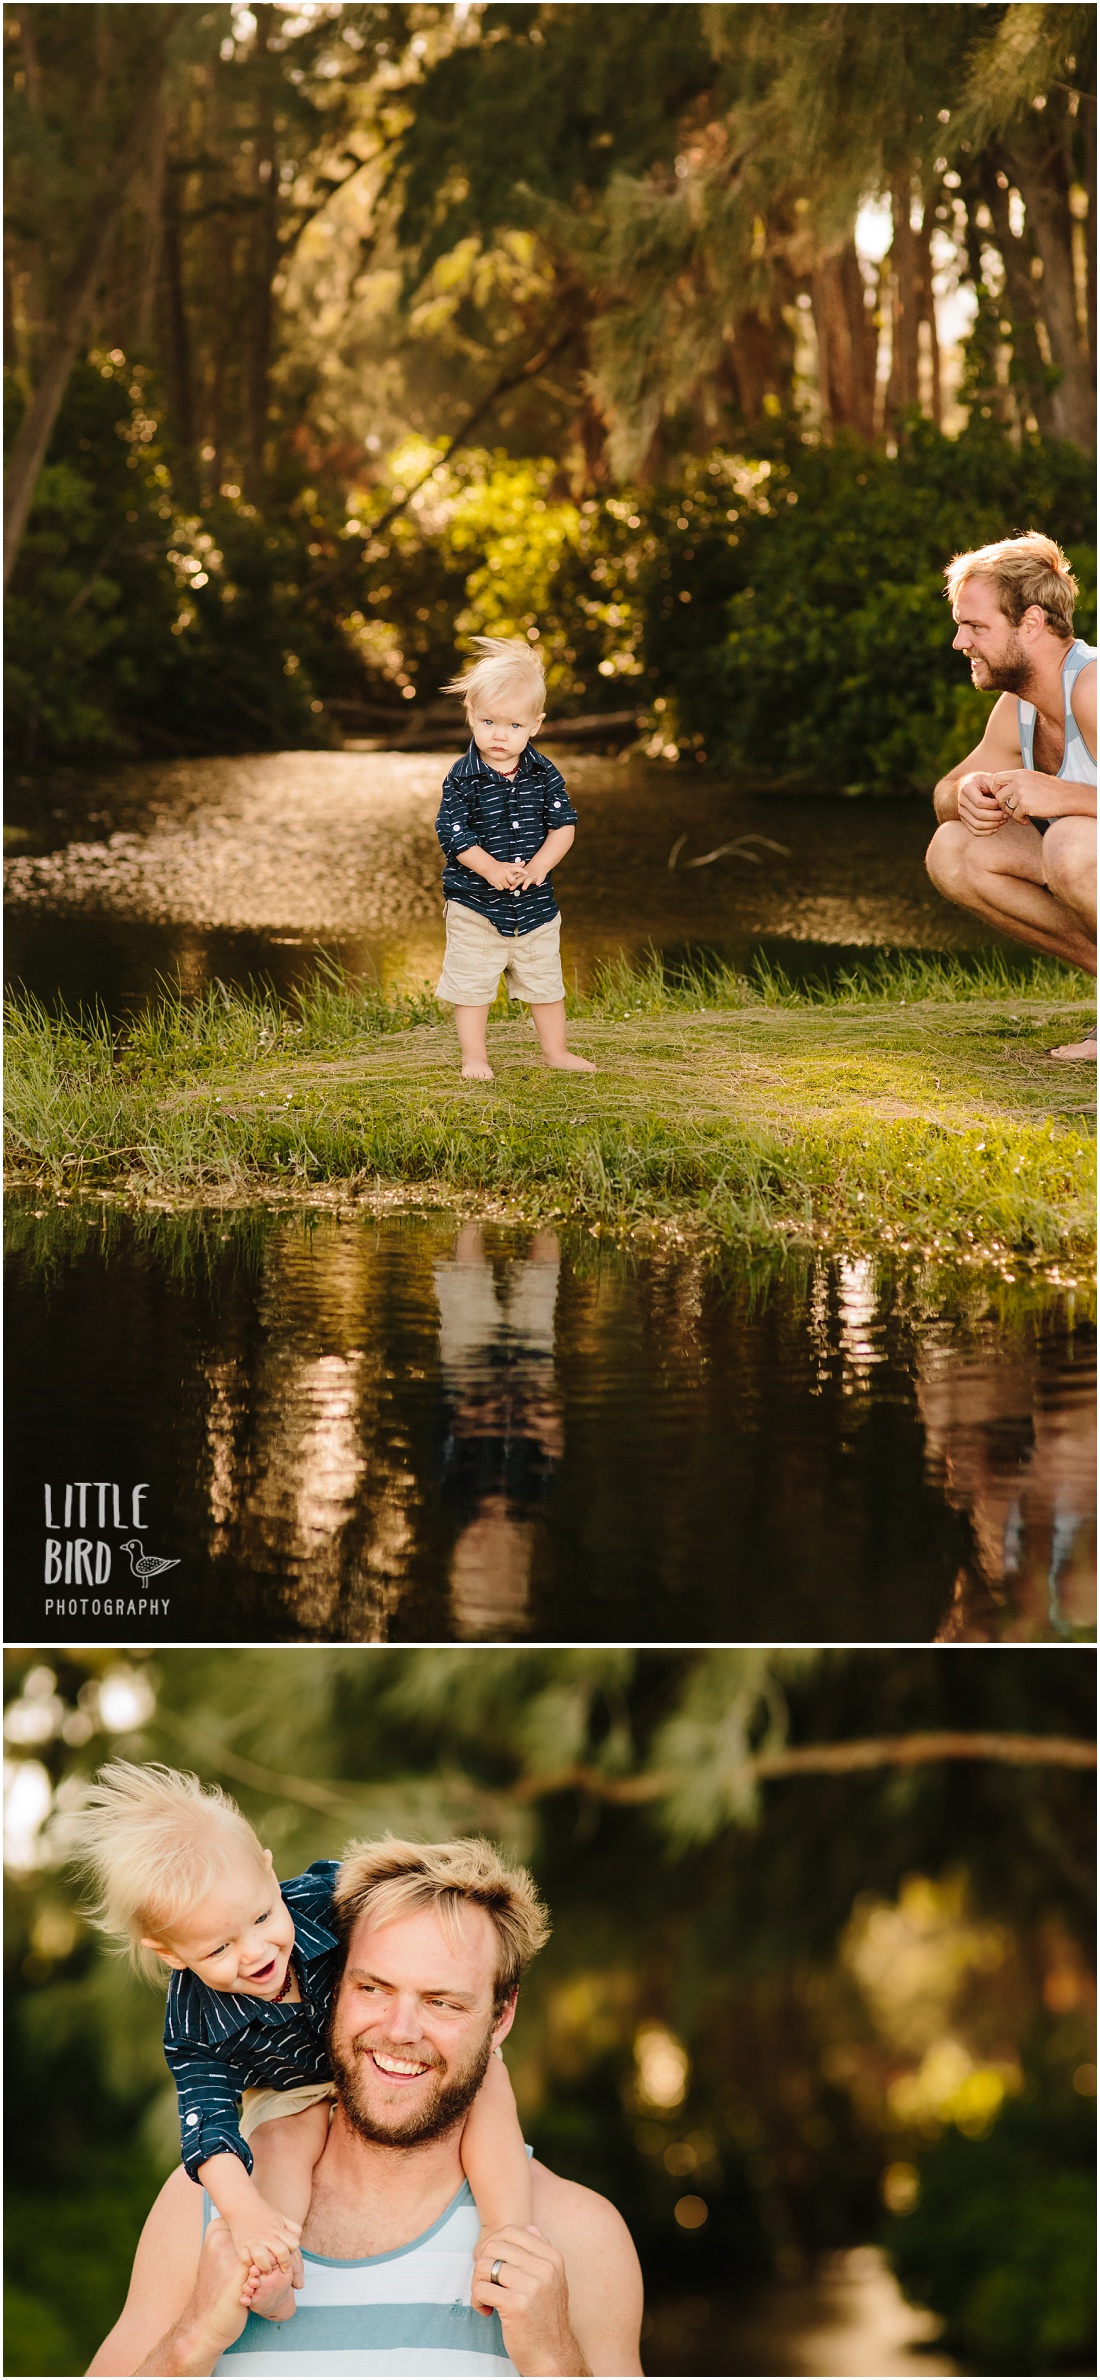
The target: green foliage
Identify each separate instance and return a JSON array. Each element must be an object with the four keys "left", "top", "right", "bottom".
[
  {"left": 884, "top": 2085, "right": 1097, "bottom": 2374},
  {"left": 3, "top": 356, "right": 377, "bottom": 765},
  {"left": 637, "top": 423, "right": 1098, "bottom": 791}
]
